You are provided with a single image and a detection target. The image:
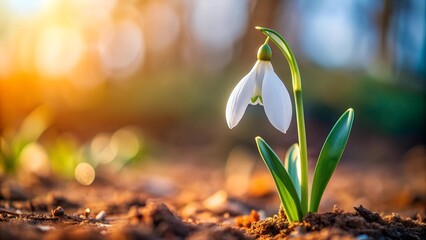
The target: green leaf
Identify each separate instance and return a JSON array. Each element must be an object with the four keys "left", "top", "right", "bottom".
[
  {"left": 255, "top": 137, "right": 303, "bottom": 222},
  {"left": 310, "top": 108, "right": 355, "bottom": 212},
  {"left": 284, "top": 143, "right": 301, "bottom": 200}
]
